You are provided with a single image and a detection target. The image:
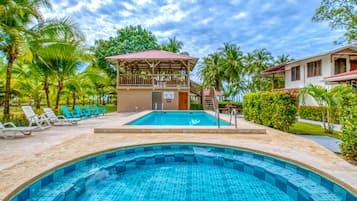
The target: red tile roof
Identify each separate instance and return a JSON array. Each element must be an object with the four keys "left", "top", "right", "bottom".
[
  {"left": 324, "top": 70, "right": 357, "bottom": 82},
  {"left": 106, "top": 50, "right": 198, "bottom": 60},
  {"left": 203, "top": 89, "right": 224, "bottom": 96},
  {"left": 261, "top": 63, "right": 286, "bottom": 75}
]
